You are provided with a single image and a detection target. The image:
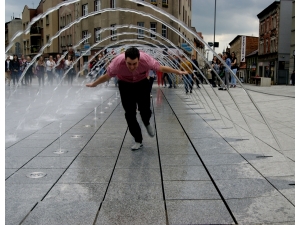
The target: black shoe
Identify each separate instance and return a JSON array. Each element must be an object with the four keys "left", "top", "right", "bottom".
[
  {"left": 186, "top": 91, "right": 188, "bottom": 94},
  {"left": 197, "top": 85, "right": 200, "bottom": 88},
  {"left": 190, "top": 90, "right": 192, "bottom": 93},
  {"left": 218, "top": 88, "right": 223, "bottom": 90},
  {"left": 168, "top": 85, "right": 172, "bottom": 88}
]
